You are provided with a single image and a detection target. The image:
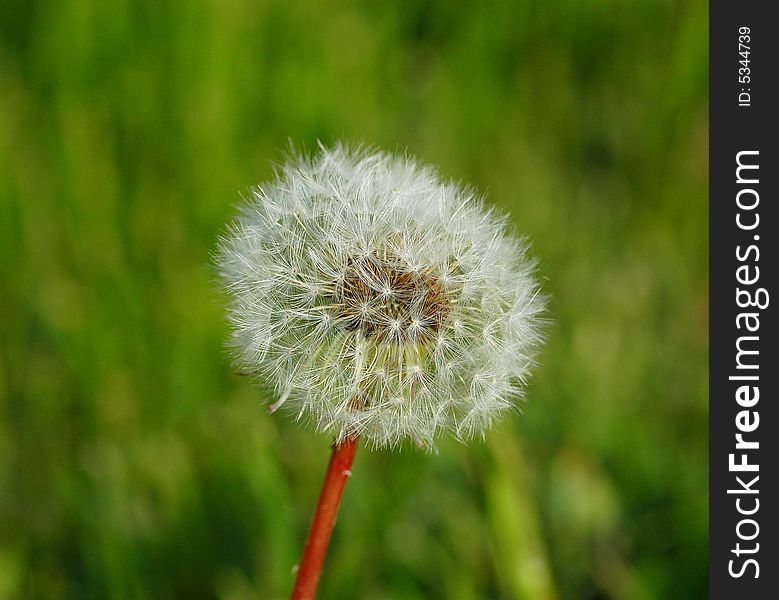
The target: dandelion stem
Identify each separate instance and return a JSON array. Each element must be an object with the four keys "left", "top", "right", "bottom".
[{"left": 291, "top": 436, "right": 358, "bottom": 600}]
